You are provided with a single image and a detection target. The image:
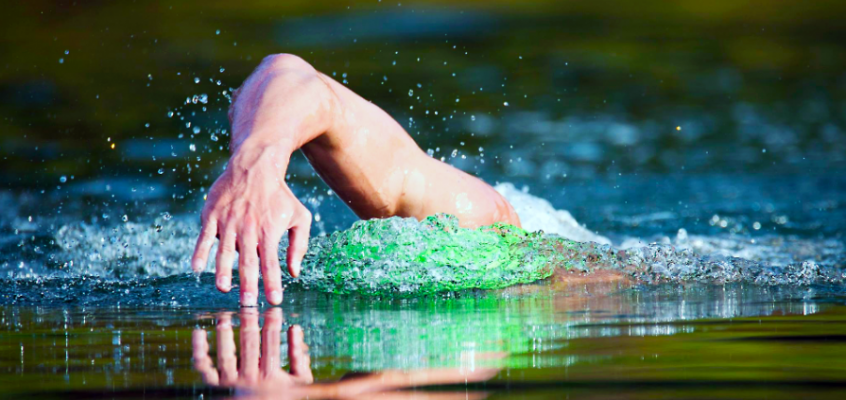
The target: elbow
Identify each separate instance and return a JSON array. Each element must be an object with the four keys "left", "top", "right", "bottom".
[{"left": 259, "top": 53, "right": 315, "bottom": 73}]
